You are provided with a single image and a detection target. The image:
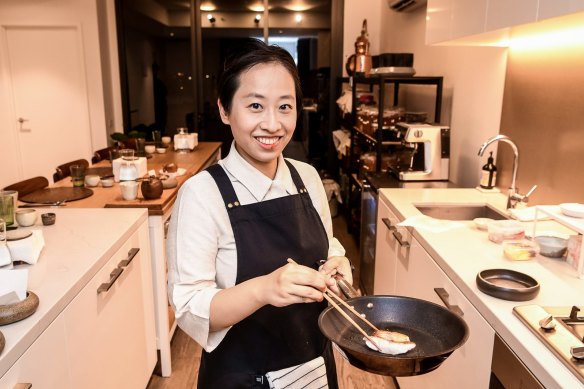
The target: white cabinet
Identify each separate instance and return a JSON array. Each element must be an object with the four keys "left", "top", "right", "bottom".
[
  {"left": 64, "top": 222, "right": 156, "bottom": 388},
  {"left": 393, "top": 236, "right": 494, "bottom": 388},
  {"left": 426, "top": 0, "right": 584, "bottom": 44},
  {"left": 537, "top": 0, "right": 584, "bottom": 20},
  {"left": 485, "top": 0, "right": 538, "bottom": 31},
  {"left": 374, "top": 199, "right": 413, "bottom": 295},
  {"left": 0, "top": 219, "right": 156, "bottom": 389},
  {"left": 0, "top": 315, "right": 72, "bottom": 389}
]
